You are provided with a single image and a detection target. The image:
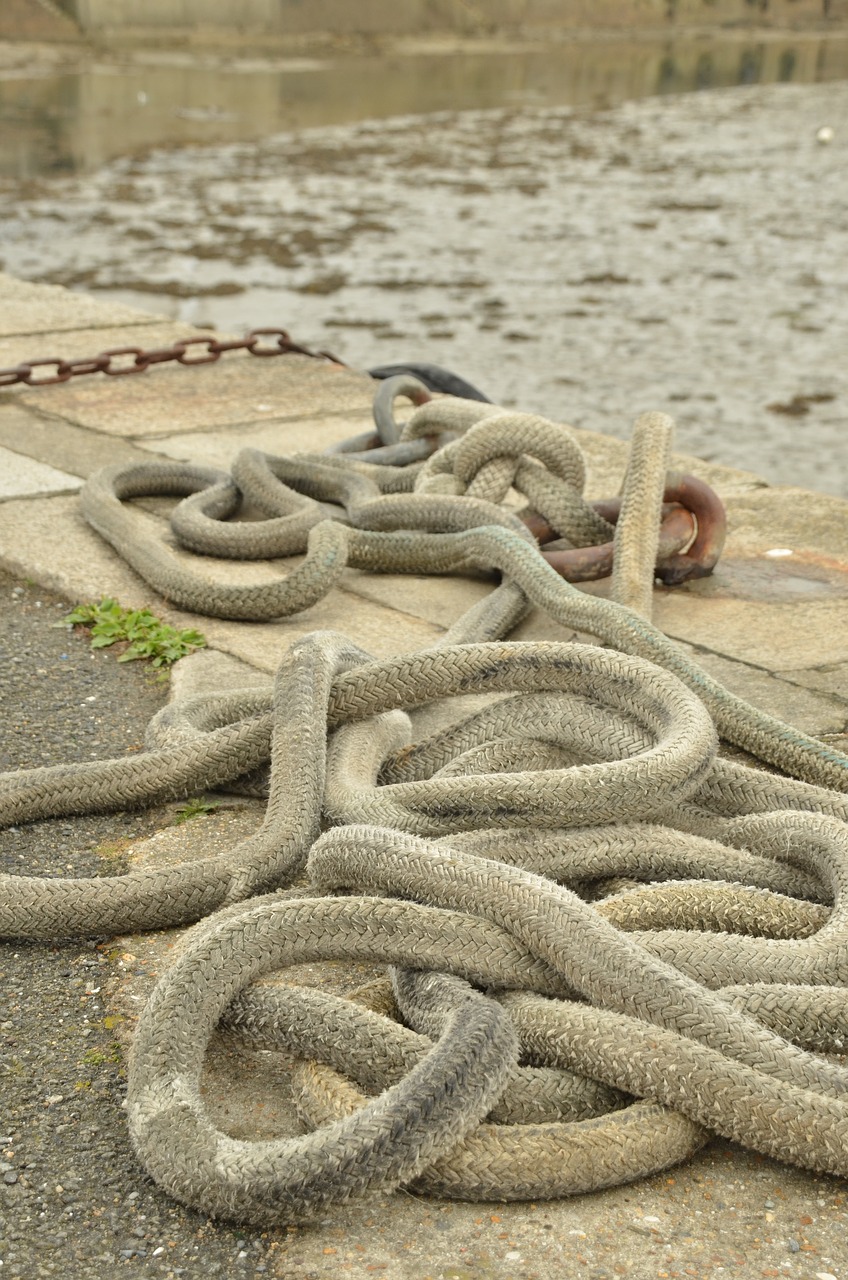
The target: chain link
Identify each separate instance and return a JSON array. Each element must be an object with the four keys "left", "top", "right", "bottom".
[{"left": 0, "top": 328, "right": 344, "bottom": 388}]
